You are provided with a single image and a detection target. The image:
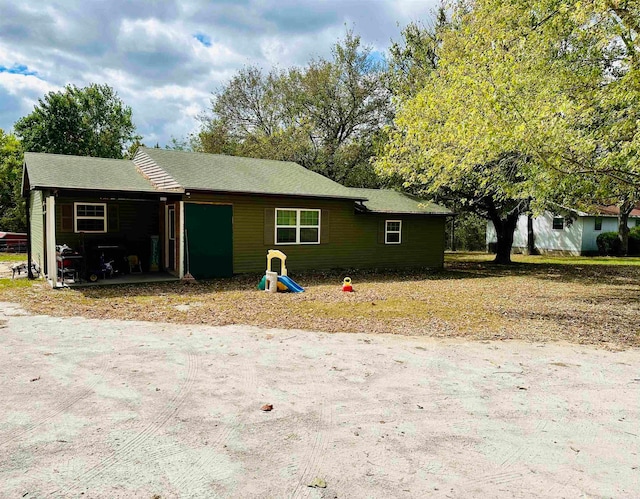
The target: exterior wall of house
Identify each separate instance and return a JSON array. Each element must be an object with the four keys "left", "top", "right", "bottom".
[
  {"left": 29, "top": 190, "right": 45, "bottom": 270},
  {"left": 185, "top": 192, "right": 446, "bottom": 274},
  {"left": 530, "top": 212, "right": 583, "bottom": 255},
  {"left": 487, "top": 212, "right": 583, "bottom": 254},
  {"left": 581, "top": 216, "right": 620, "bottom": 253},
  {"left": 485, "top": 216, "right": 532, "bottom": 252},
  {"left": 487, "top": 211, "right": 640, "bottom": 255},
  {"left": 54, "top": 196, "right": 161, "bottom": 271}
]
